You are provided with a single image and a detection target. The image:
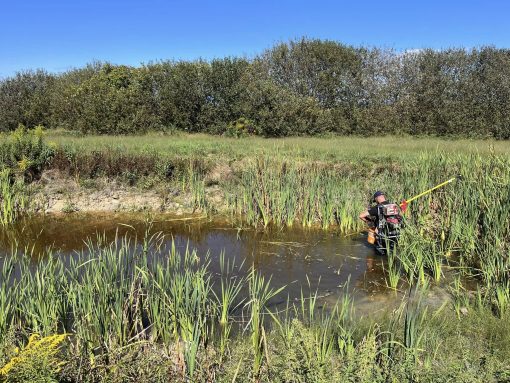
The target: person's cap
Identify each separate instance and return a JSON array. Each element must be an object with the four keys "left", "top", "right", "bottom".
[{"left": 373, "top": 191, "right": 385, "bottom": 201}]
